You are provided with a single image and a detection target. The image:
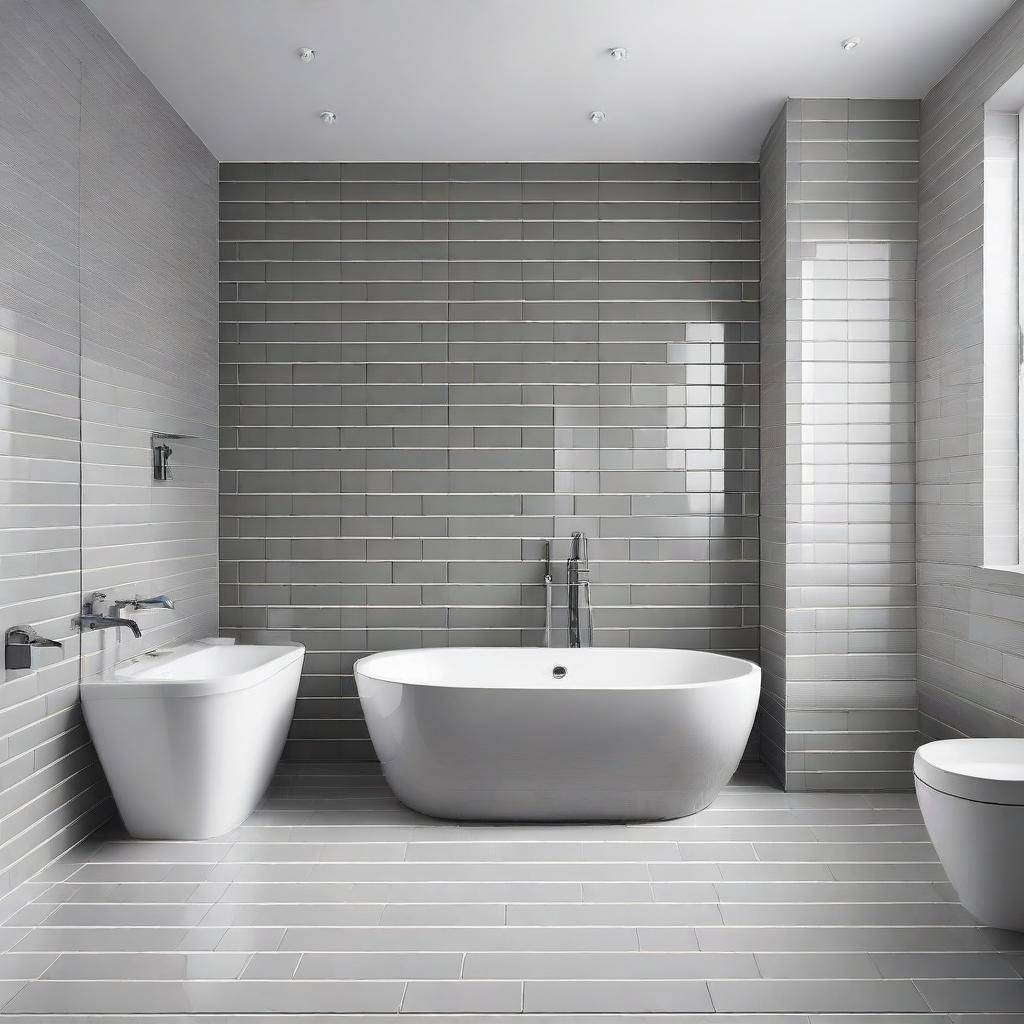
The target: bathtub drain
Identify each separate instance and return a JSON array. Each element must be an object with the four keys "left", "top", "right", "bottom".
[{"left": 552, "top": 665, "right": 567, "bottom": 679}]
